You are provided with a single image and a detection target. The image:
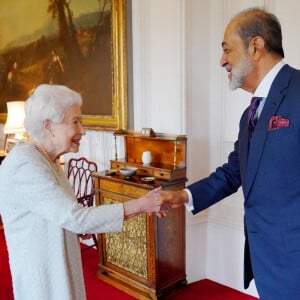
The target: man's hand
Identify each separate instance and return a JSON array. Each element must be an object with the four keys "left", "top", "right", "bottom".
[
  {"left": 159, "top": 190, "right": 188, "bottom": 208},
  {"left": 124, "top": 187, "right": 169, "bottom": 220}
]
